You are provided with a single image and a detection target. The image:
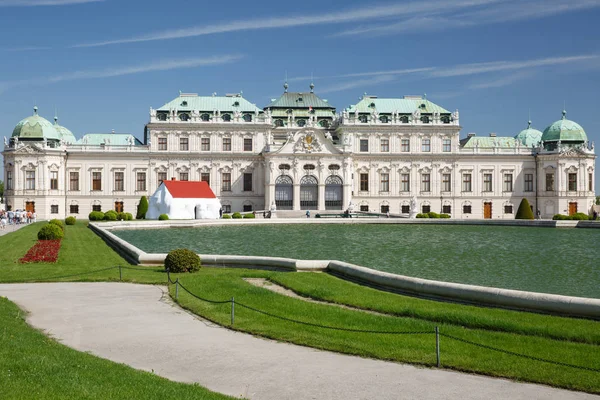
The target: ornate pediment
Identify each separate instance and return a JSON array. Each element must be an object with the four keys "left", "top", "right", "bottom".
[
  {"left": 13, "top": 144, "right": 44, "bottom": 155},
  {"left": 559, "top": 146, "right": 587, "bottom": 157},
  {"left": 293, "top": 131, "right": 323, "bottom": 154}
]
